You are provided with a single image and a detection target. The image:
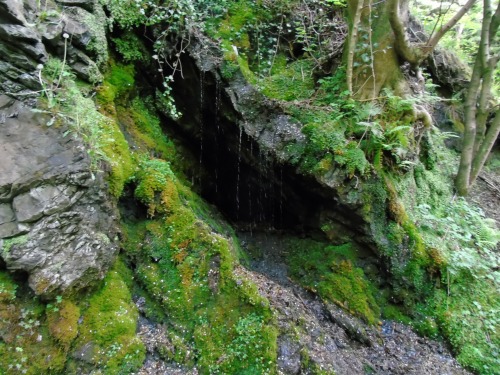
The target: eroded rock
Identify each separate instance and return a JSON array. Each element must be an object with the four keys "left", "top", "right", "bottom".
[
  {"left": 0, "top": 0, "right": 107, "bottom": 92},
  {"left": 0, "top": 95, "right": 118, "bottom": 296}
]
